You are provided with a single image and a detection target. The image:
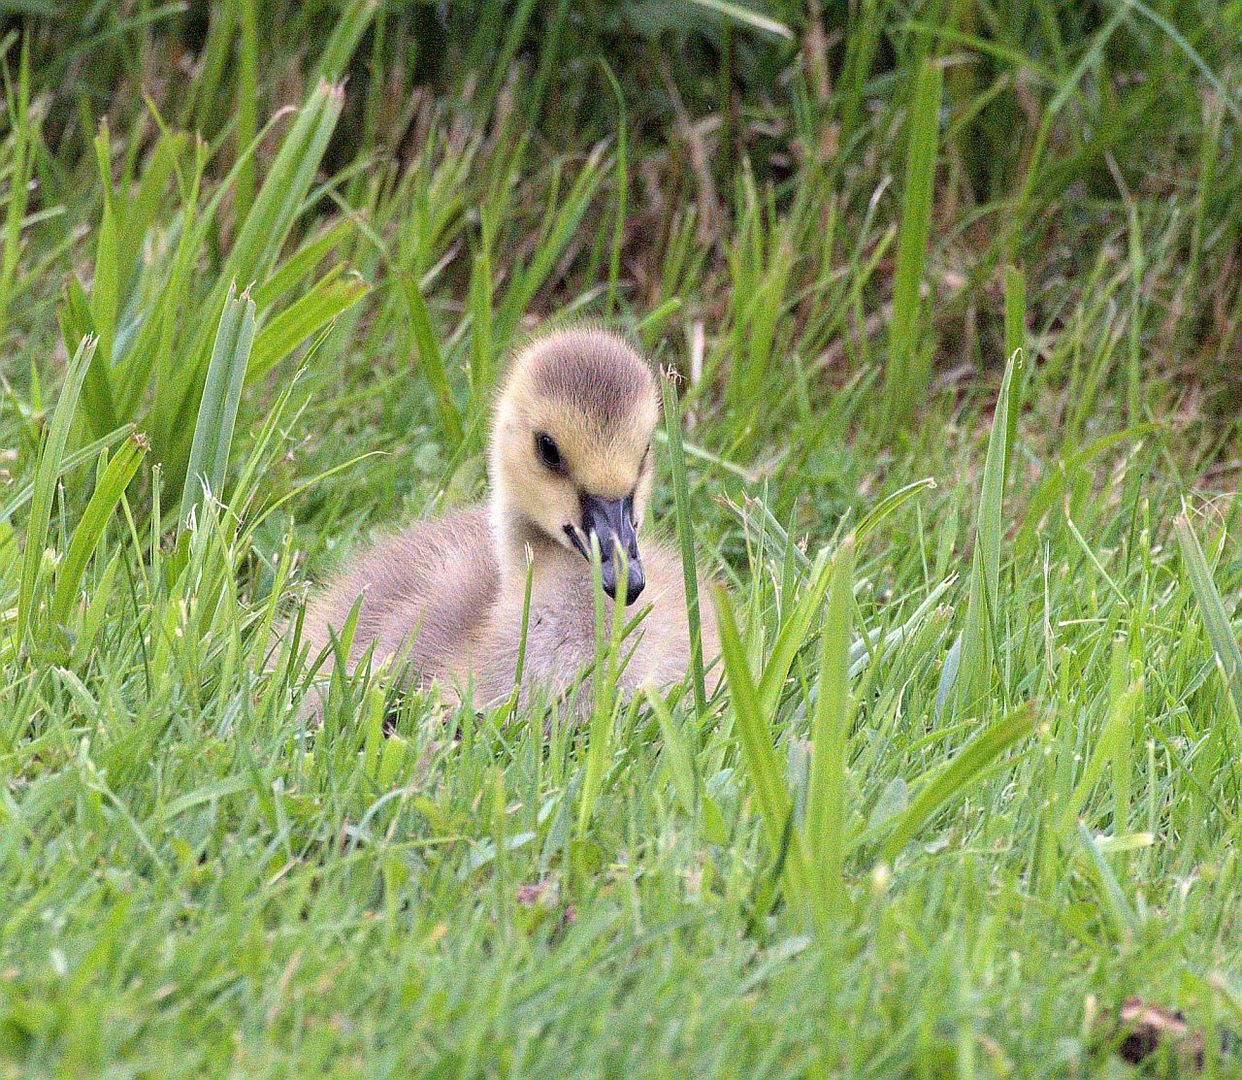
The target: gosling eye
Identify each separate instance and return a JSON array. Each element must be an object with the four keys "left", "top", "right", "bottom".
[{"left": 535, "top": 432, "right": 564, "bottom": 473}]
